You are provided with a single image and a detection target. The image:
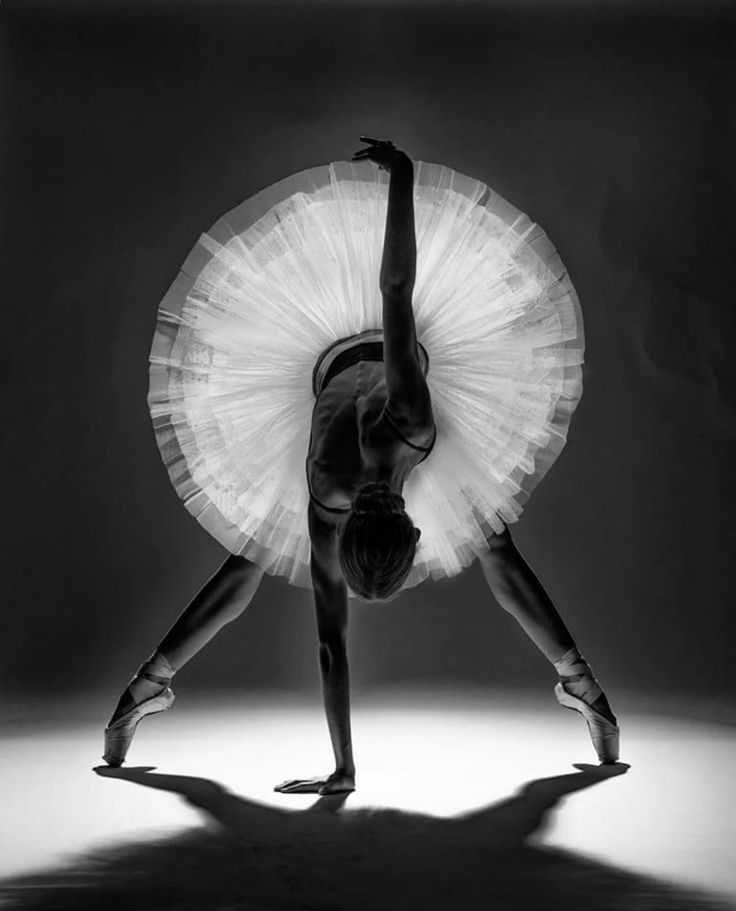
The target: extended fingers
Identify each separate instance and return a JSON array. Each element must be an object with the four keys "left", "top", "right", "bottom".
[
  {"left": 274, "top": 777, "right": 324, "bottom": 793},
  {"left": 274, "top": 778, "right": 302, "bottom": 792},
  {"left": 352, "top": 136, "right": 395, "bottom": 161},
  {"left": 359, "top": 135, "right": 394, "bottom": 146}
]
